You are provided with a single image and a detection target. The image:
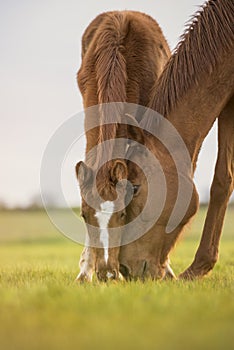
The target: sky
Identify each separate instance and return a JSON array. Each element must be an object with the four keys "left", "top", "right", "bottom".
[{"left": 0, "top": 0, "right": 233, "bottom": 207}]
